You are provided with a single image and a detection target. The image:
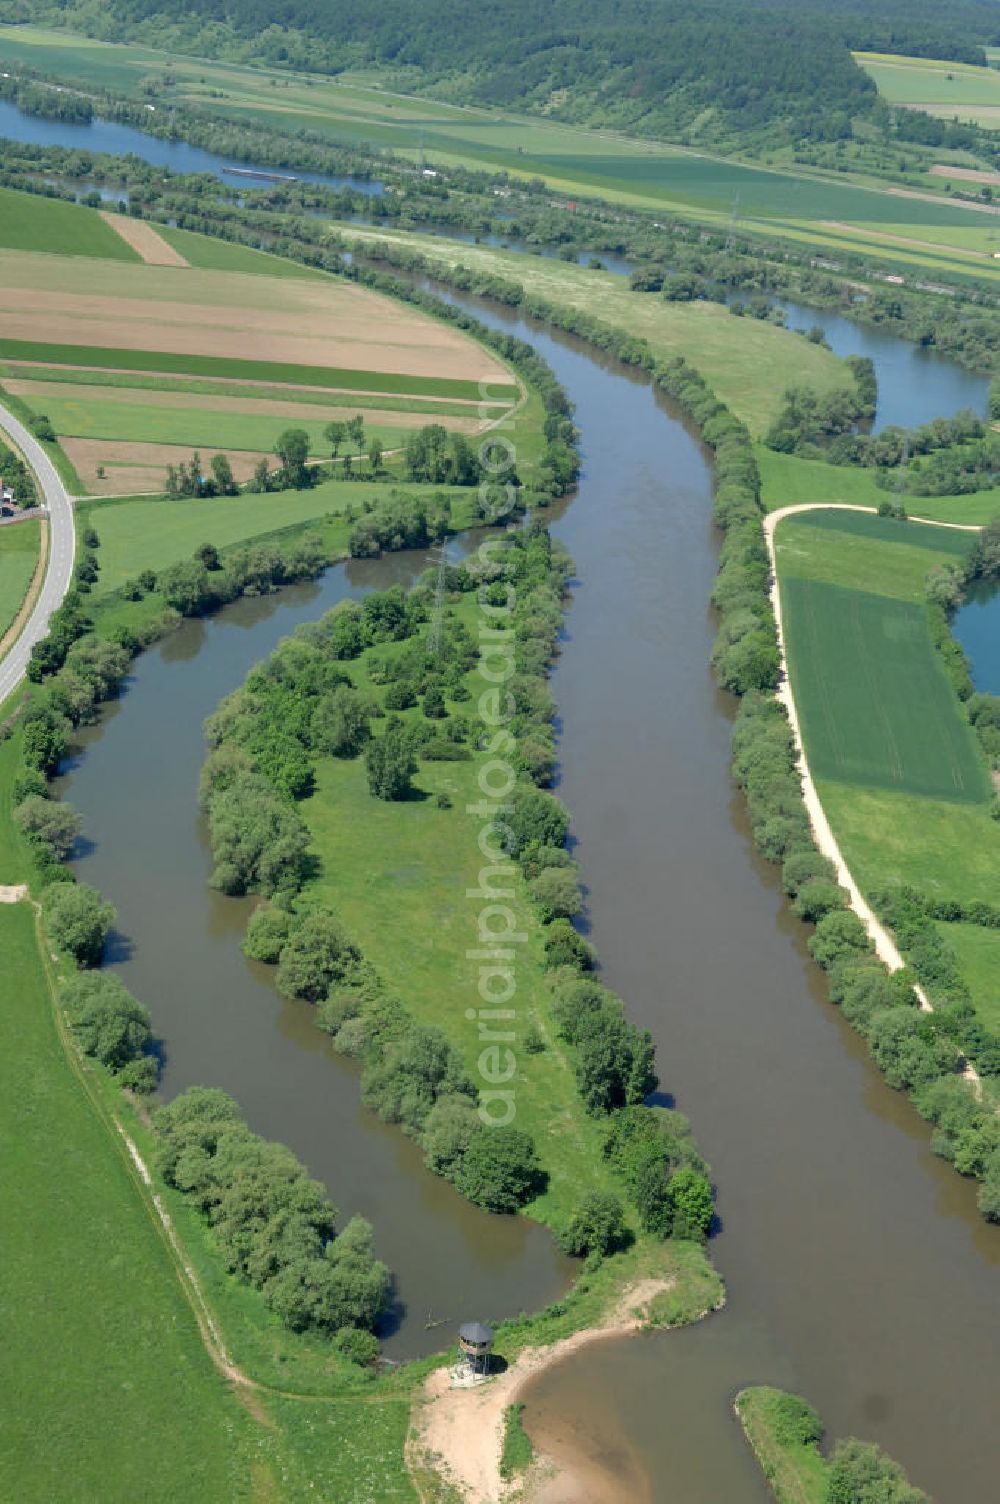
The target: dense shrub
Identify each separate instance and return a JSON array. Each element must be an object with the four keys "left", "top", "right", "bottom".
[
  {"left": 453, "top": 1126, "right": 545, "bottom": 1213},
  {"left": 62, "top": 971, "right": 155, "bottom": 1087},
  {"left": 206, "top": 773, "right": 310, "bottom": 896},
  {"left": 14, "top": 795, "right": 82, "bottom": 860},
  {"left": 556, "top": 1192, "right": 629, "bottom": 1257},
  {"left": 45, "top": 881, "right": 116, "bottom": 967},
  {"left": 154, "top": 1087, "right": 390, "bottom": 1336}
]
